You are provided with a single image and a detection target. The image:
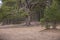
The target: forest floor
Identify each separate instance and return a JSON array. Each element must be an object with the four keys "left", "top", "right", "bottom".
[{"left": 0, "top": 22, "right": 60, "bottom": 40}]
